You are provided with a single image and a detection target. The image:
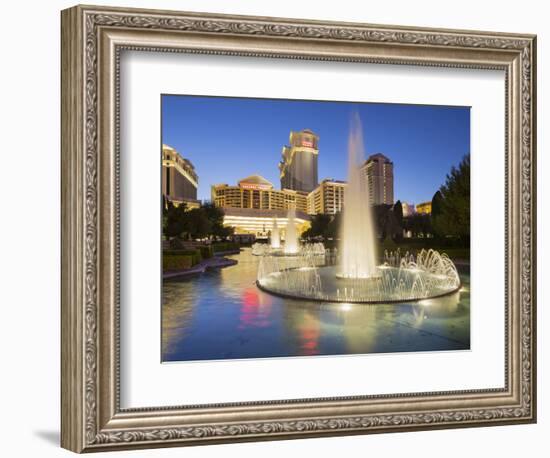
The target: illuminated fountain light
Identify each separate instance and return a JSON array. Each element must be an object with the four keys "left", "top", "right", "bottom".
[
  {"left": 252, "top": 242, "right": 326, "bottom": 257},
  {"left": 283, "top": 207, "right": 299, "bottom": 254},
  {"left": 251, "top": 243, "right": 271, "bottom": 256},
  {"left": 257, "top": 248, "right": 461, "bottom": 303},
  {"left": 251, "top": 208, "right": 324, "bottom": 257},
  {"left": 337, "top": 112, "right": 378, "bottom": 279},
  {"left": 271, "top": 218, "right": 280, "bottom": 249}
]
